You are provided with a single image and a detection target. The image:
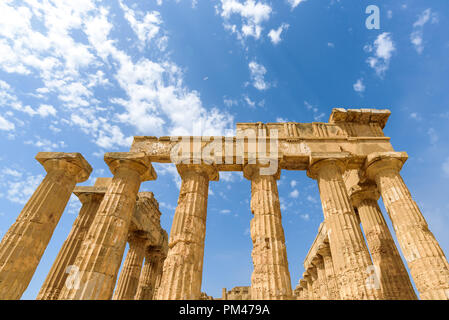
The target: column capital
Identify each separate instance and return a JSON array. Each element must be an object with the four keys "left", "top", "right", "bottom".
[
  {"left": 311, "top": 255, "right": 323, "bottom": 267},
  {"left": 348, "top": 183, "right": 380, "bottom": 208},
  {"left": 307, "top": 152, "right": 350, "bottom": 180},
  {"left": 36, "top": 152, "right": 92, "bottom": 183},
  {"left": 364, "top": 151, "right": 408, "bottom": 180},
  {"left": 104, "top": 152, "right": 156, "bottom": 181},
  {"left": 302, "top": 271, "right": 310, "bottom": 281},
  {"left": 306, "top": 265, "right": 317, "bottom": 278},
  {"left": 317, "top": 243, "right": 332, "bottom": 258},
  {"left": 242, "top": 163, "right": 281, "bottom": 180},
  {"left": 176, "top": 163, "right": 219, "bottom": 181}
]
